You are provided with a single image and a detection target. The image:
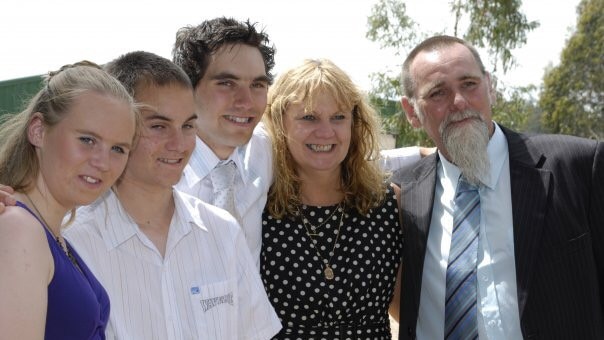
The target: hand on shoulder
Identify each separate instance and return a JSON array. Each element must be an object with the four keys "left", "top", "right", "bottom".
[
  {"left": 419, "top": 147, "right": 437, "bottom": 158},
  {"left": 0, "top": 184, "right": 17, "bottom": 214}
]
